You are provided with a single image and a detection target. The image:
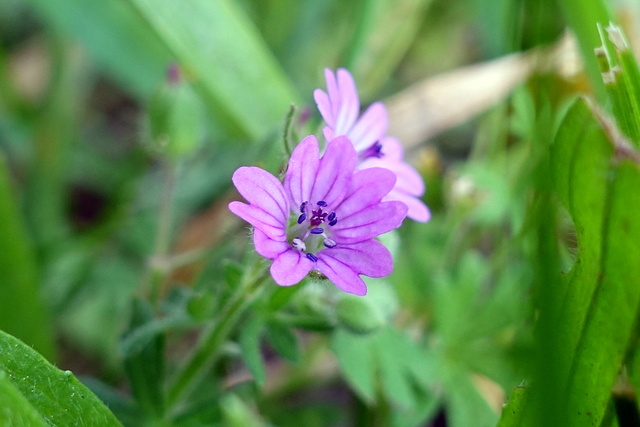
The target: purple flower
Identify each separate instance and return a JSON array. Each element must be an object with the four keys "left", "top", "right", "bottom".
[
  {"left": 229, "top": 135, "right": 407, "bottom": 296},
  {"left": 314, "top": 68, "right": 431, "bottom": 222}
]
